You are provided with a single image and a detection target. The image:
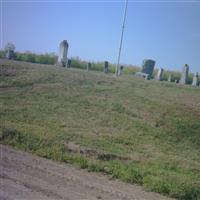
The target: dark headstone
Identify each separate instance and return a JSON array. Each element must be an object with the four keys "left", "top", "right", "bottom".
[
  {"left": 87, "top": 62, "right": 91, "bottom": 71},
  {"left": 141, "top": 59, "right": 155, "bottom": 78},
  {"left": 104, "top": 61, "right": 109, "bottom": 73},
  {"left": 67, "top": 59, "right": 71, "bottom": 68}
]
